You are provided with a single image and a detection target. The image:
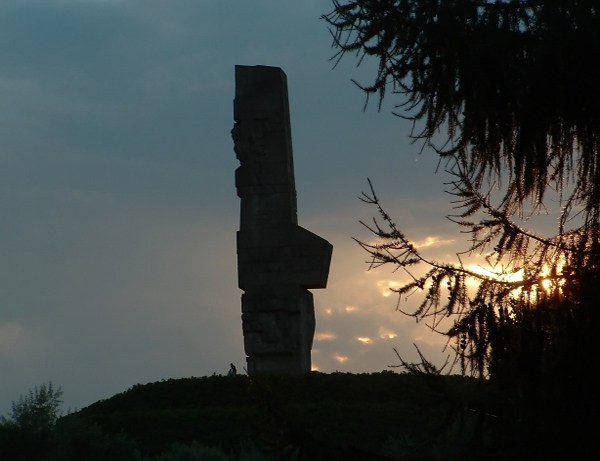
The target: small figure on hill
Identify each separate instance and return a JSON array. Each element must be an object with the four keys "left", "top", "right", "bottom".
[{"left": 228, "top": 363, "right": 237, "bottom": 377}]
